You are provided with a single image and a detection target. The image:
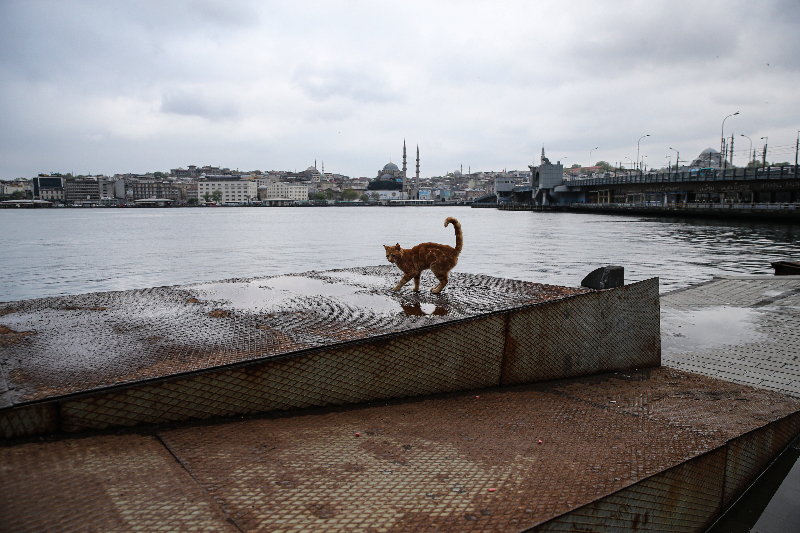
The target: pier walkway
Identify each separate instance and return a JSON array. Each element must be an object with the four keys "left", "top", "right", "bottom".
[
  {"left": 1, "top": 271, "right": 800, "bottom": 531},
  {"left": 662, "top": 275, "right": 800, "bottom": 397}
]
